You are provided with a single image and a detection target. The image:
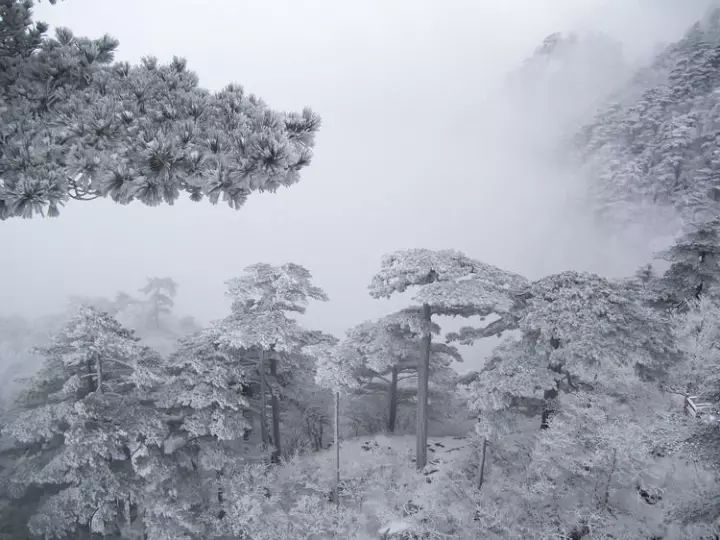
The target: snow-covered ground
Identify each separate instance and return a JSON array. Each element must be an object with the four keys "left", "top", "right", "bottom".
[{"left": 272, "top": 433, "right": 478, "bottom": 539}]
